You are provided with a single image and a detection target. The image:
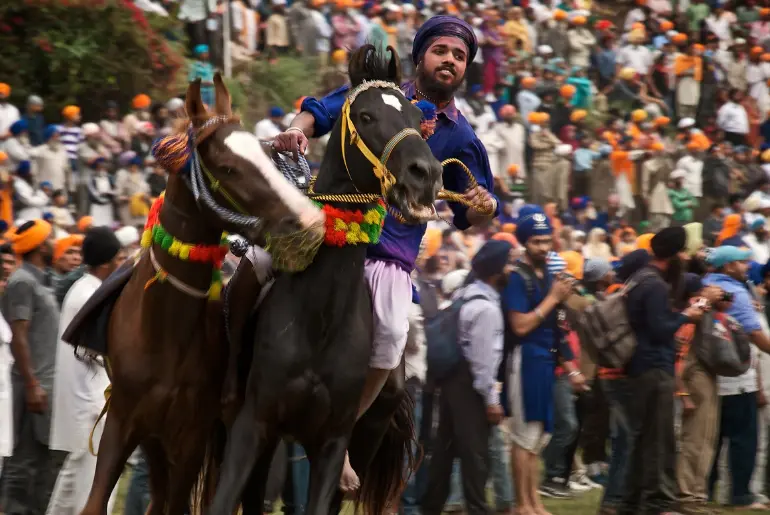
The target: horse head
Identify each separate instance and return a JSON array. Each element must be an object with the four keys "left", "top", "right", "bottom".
[
  {"left": 163, "top": 74, "right": 322, "bottom": 241},
  {"left": 315, "top": 45, "right": 443, "bottom": 223}
]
